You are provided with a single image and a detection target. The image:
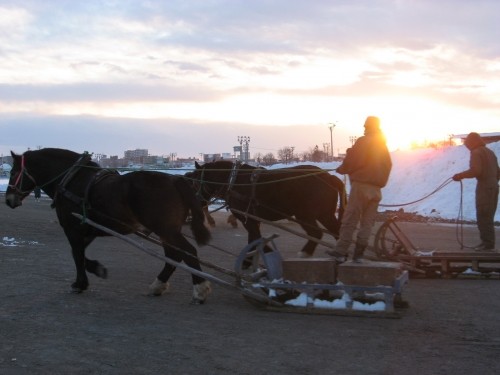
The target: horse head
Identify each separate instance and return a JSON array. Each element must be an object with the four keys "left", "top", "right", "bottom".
[
  {"left": 6, "top": 148, "right": 93, "bottom": 209},
  {"left": 191, "top": 160, "right": 236, "bottom": 201},
  {"left": 5, "top": 151, "right": 38, "bottom": 208}
]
